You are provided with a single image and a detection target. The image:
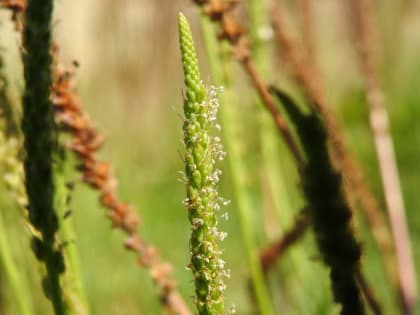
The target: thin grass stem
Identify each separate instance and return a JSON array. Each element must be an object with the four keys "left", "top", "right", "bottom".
[
  {"left": 0, "top": 203, "right": 32, "bottom": 315},
  {"left": 259, "top": 214, "right": 309, "bottom": 273},
  {"left": 348, "top": 1, "right": 418, "bottom": 312},
  {"left": 199, "top": 15, "right": 276, "bottom": 315},
  {"left": 54, "top": 159, "right": 90, "bottom": 315}
]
